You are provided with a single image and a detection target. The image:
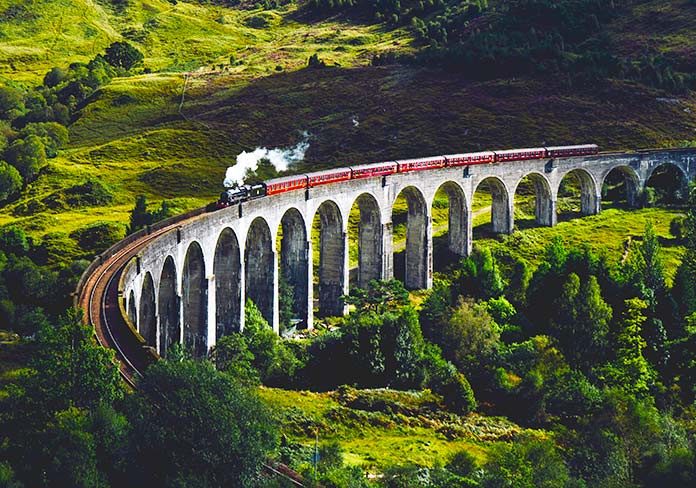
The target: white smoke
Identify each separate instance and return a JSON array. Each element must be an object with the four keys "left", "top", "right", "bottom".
[
  {"left": 352, "top": 116, "right": 359, "bottom": 127},
  {"left": 223, "top": 132, "right": 310, "bottom": 188}
]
